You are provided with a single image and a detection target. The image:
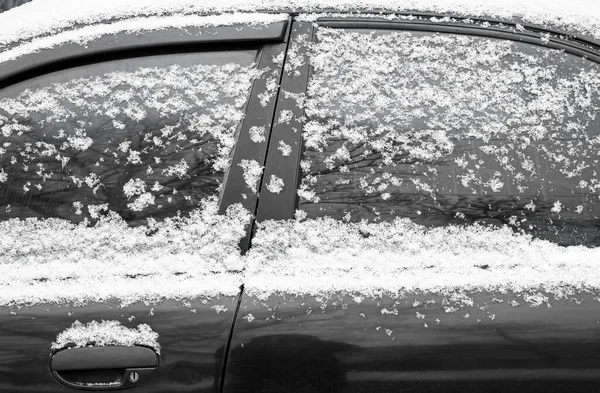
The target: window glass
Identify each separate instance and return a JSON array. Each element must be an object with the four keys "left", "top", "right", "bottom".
[
  {"left": 0, "top": 50, "right": 261, "bottom": 225},
  {"left": 299, "top": 28, "right": 600, "bottom": 246}
]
